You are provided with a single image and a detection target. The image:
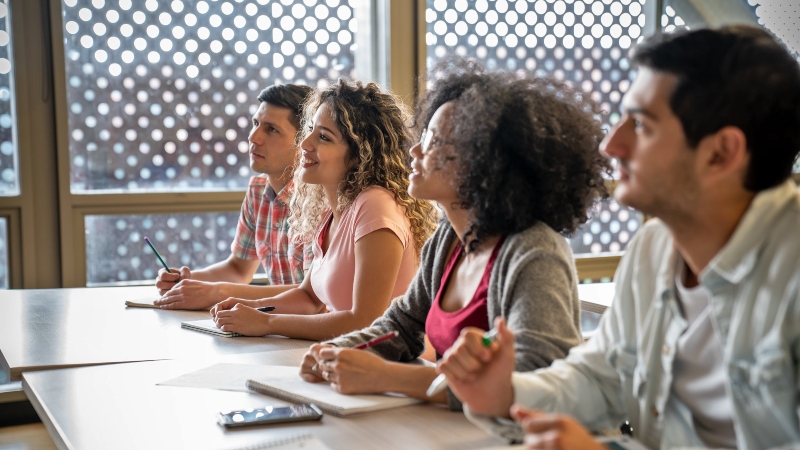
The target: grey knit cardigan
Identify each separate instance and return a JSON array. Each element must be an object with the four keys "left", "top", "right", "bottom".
[{"left": 326, "top": 220, "right": 583, "bottom": 410}]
